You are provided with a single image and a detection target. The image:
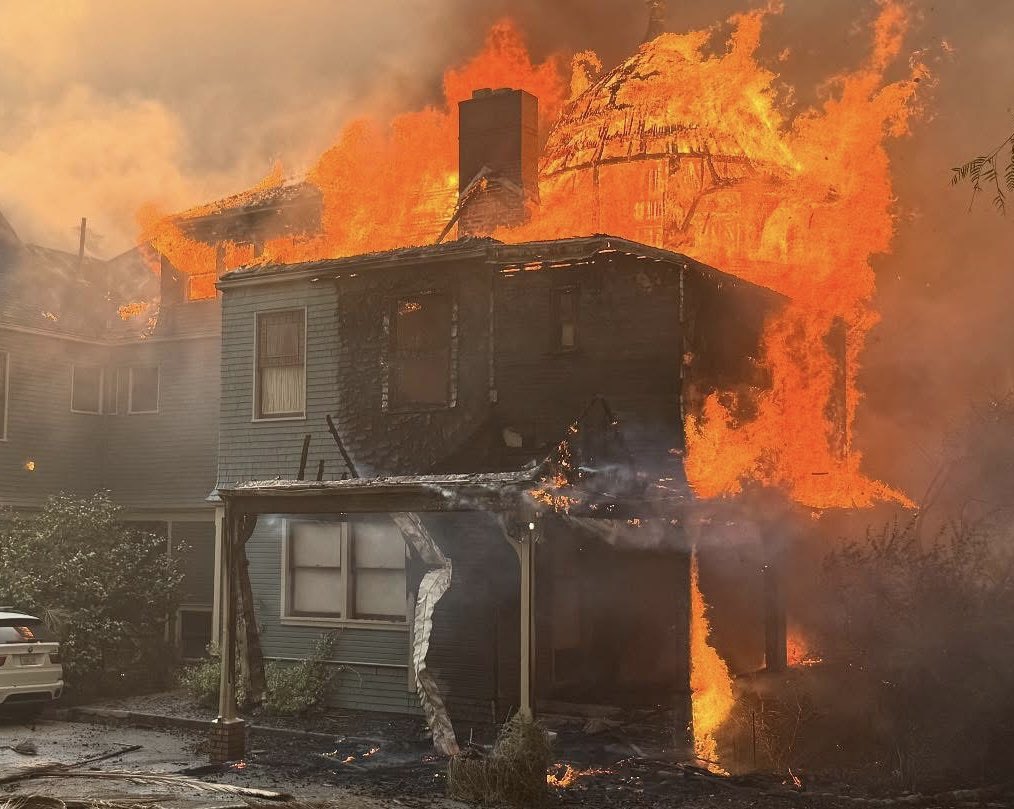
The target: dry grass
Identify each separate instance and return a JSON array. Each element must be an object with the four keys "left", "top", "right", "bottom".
[{"left": 447, "top": 713, "right": 551, "bottom": 806}]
